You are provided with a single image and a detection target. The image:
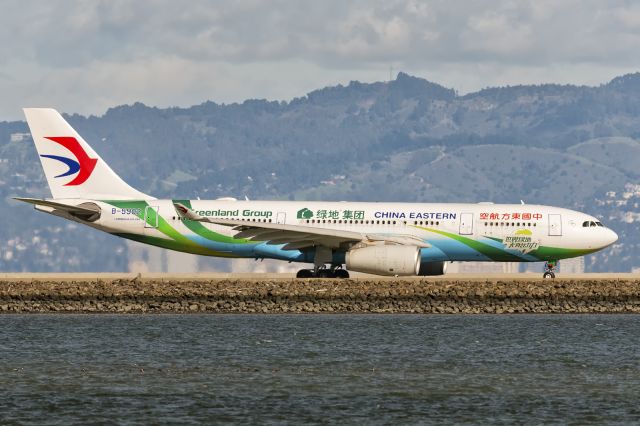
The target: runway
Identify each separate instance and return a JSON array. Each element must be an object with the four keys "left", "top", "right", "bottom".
[{"left": 0, "top": 272, "right": 638, "bottom": 281}]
